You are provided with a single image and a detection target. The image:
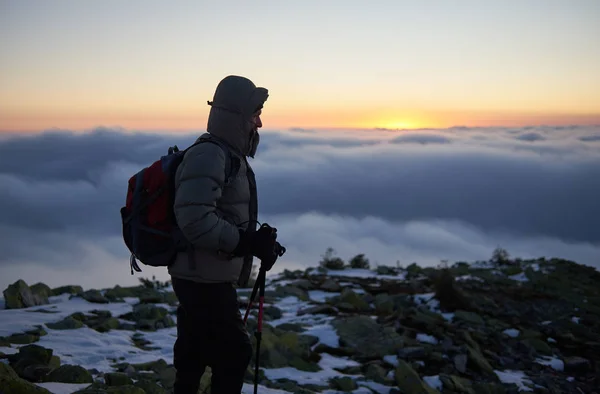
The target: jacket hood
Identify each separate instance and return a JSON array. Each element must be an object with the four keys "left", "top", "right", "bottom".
[{"left": 206, "top": 75, "right": 268, "bottom": 157}]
